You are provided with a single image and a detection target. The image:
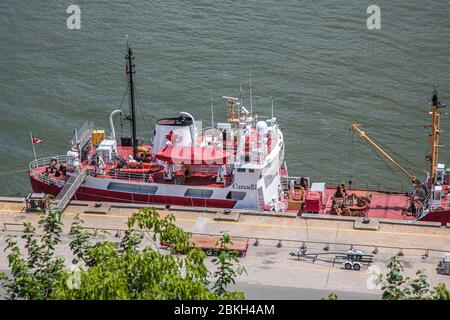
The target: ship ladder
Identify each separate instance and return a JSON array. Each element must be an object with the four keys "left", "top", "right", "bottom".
[
  {"left": 50, "top": 169, "right": 87, "bottom": 213},
  {"left": 415, "top": 192, "right": 432, "bottom": 220}
]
